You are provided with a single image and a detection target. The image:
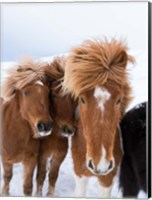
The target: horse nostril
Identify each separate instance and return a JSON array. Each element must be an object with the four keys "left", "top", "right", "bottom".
[
  {"left": 61, "top": 124, "right": 75, "bottom": 135},
  {"left": 108, "top": 160, "right": 113, "bottom": 171},
  {"left": 61, "top": 124, "right": 68, "bottom": 133},
  {"left": 37, "top": 122, "right": 46, "bottom": 132},
  {"left": 67, "top": 128, "right": 74, "bottom": 135},
  {"left": 46, "top": 121, "right": 54, "bottom": 131},
  {"left": 62, "top": 124, "right": 67, "bottom": 133},
  {"left": 88, "top": 159, "right": 94, "bottom": 170},
  {"left": 37, "top": 121, "right": 54, "bottom": 132}
]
